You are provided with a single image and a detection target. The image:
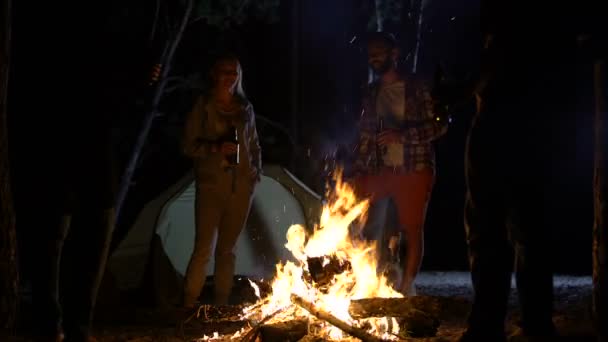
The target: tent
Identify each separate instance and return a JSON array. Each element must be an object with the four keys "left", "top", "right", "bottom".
[{"left": 100, "top": 164, "right": 323, "bottom": 306}]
